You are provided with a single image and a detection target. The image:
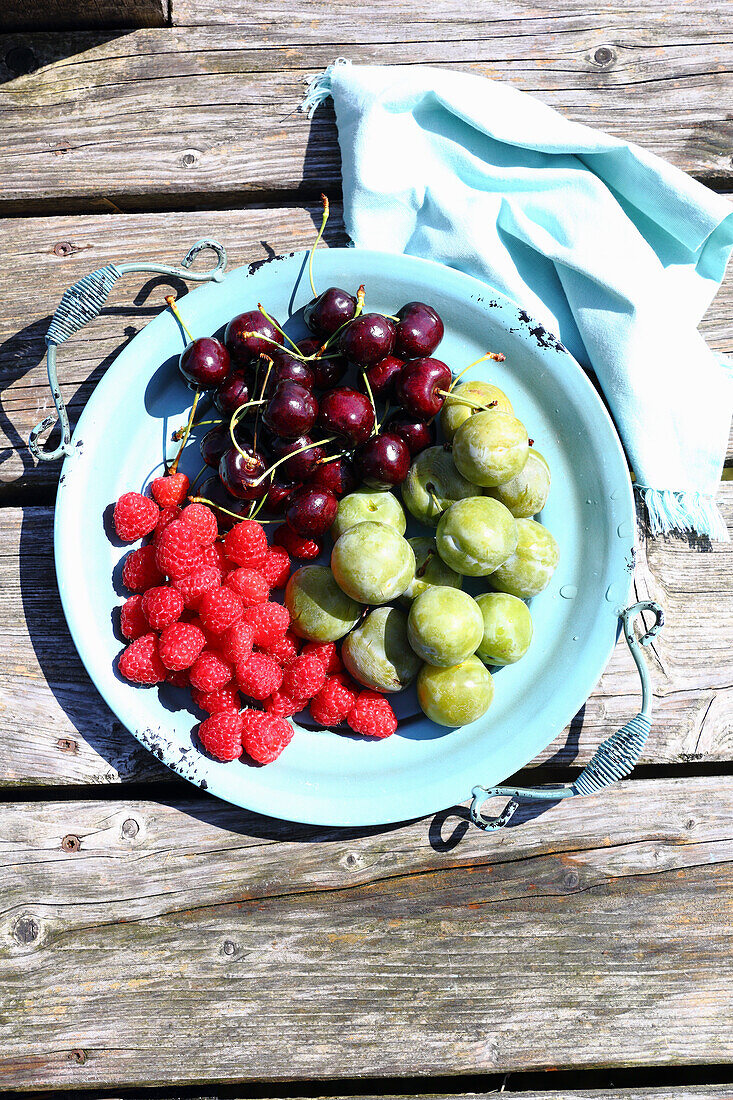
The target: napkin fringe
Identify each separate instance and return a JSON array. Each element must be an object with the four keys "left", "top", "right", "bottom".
[
  {"left": 302, "top": 59, "right": 350, "bottom": 117},
  {"left": 637, "top": 486, "right": 729, "bottom": 541}
]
